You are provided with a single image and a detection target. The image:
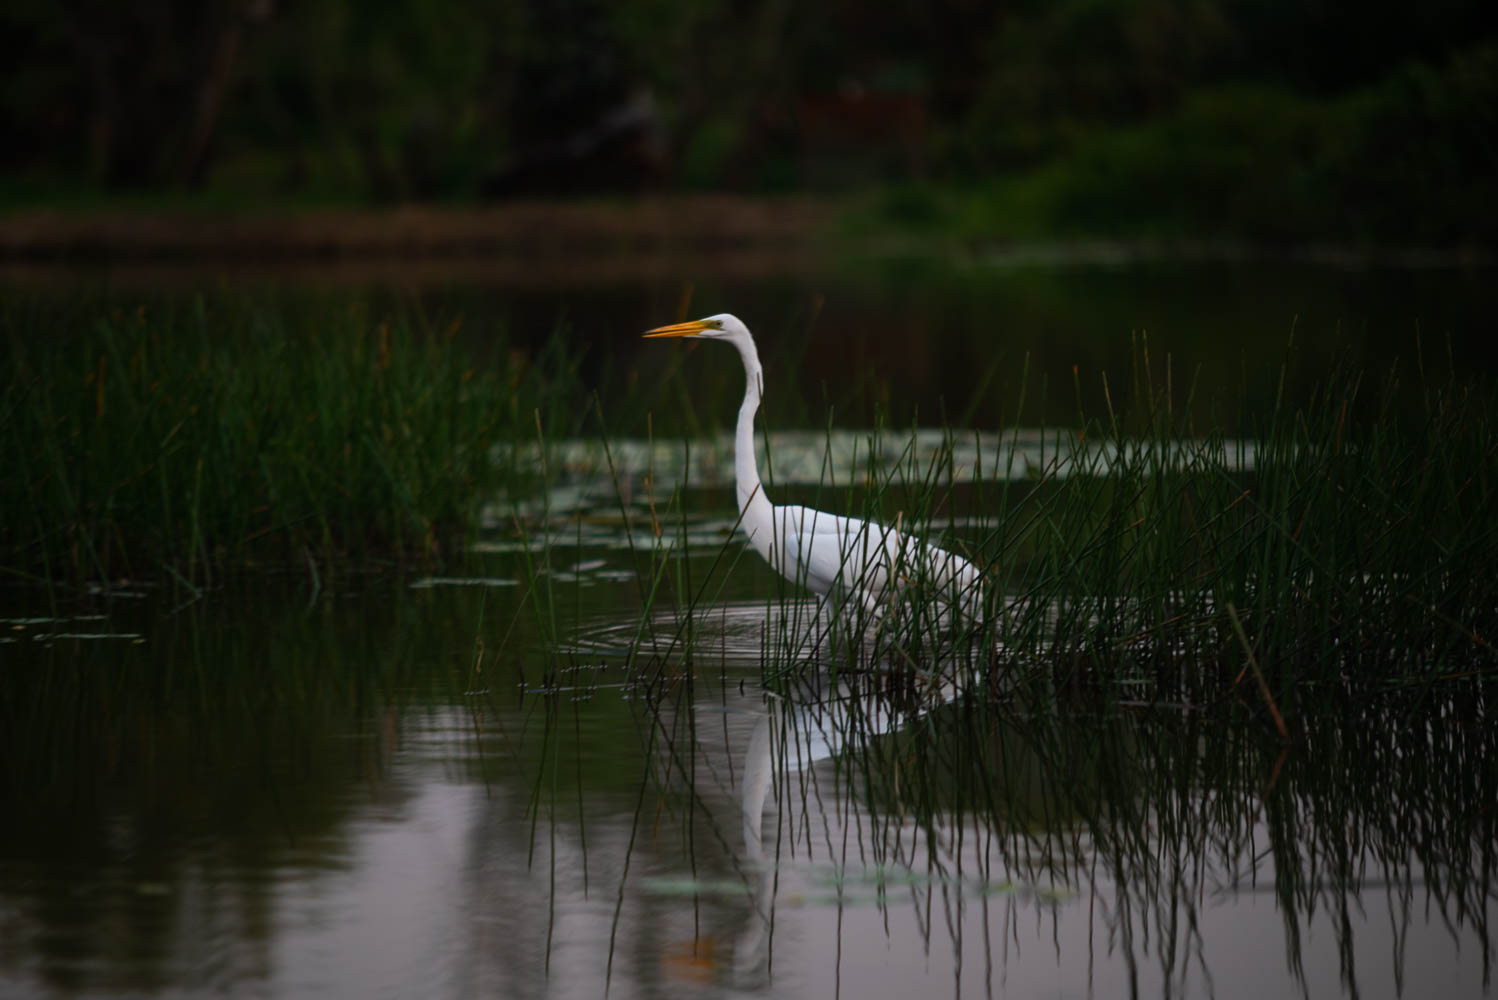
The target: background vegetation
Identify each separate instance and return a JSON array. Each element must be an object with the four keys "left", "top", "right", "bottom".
[{"left": 2, "top": 0, "right": 1494, "bottom": 243}]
